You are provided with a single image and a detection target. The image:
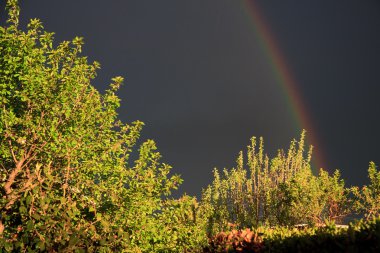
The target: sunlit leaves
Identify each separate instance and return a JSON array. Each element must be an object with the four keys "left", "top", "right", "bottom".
[
  {"left": 352, "top": 162, "right": 380, "bottom": 220},
  {"left": 0, "top": 1, "right": 194, "bottom": 252},
  {"left": 200, "top": 131, "right": 353, "bottom": 235}
]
